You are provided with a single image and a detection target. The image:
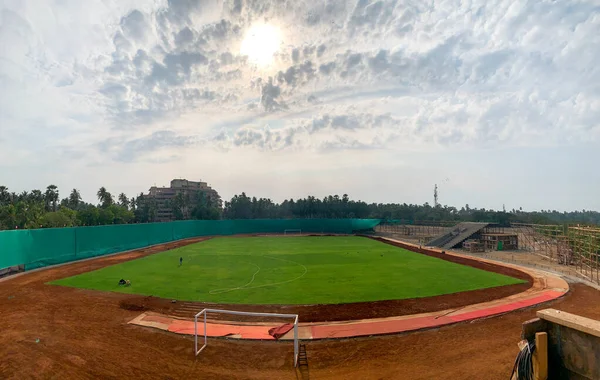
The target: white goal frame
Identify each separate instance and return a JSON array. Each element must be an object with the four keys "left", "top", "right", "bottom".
[
  {"left": 194, "top": 308, "right": 300, "bottom": 367},
  {"left": 284, "top": 229, "right": 302, "bottom": 235}
]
